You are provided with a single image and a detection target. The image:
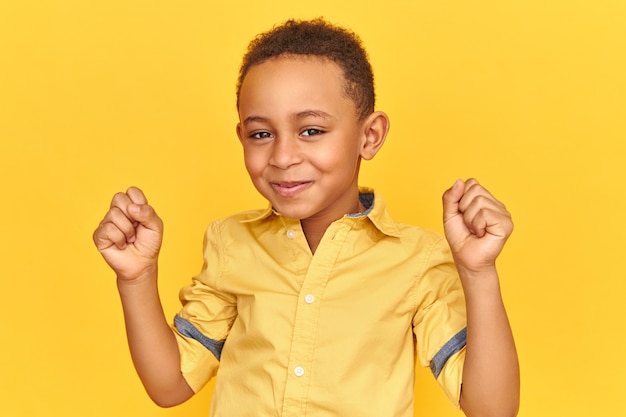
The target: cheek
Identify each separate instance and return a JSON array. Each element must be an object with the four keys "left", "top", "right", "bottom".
[
  {"left": 243, "top": 148, "right": 265, "bottom": 177},
  {"left": 314, "top": 140, "right": 360, "bottom": 171}
]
